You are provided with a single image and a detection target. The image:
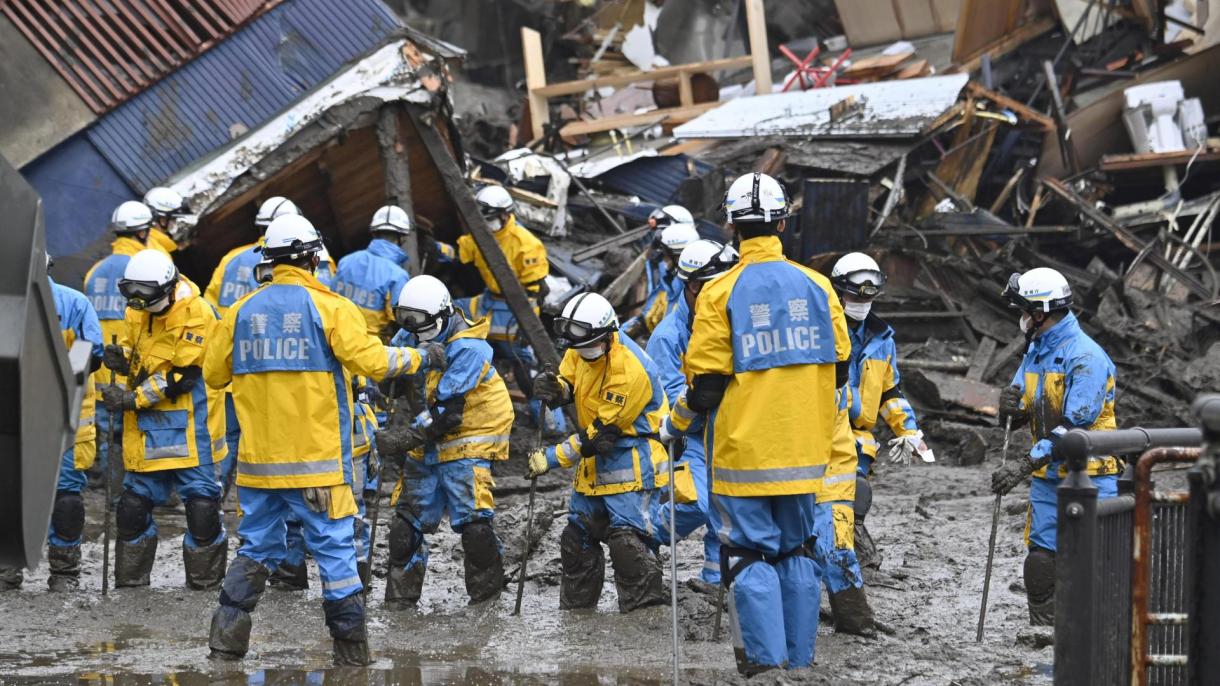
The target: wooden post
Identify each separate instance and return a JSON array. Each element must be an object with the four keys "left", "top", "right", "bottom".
[
  {"left": 745, "top": 0, "right": 771, "bottom": 95},
  {"left": 678, "top": 70, "right": 694, "bottom": 107},
  {"left": 376, "top": 104, "right": 420, "bottom": 275},
  {"left": 522, "top": 27, "right": 549, "bottom": 142}
]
